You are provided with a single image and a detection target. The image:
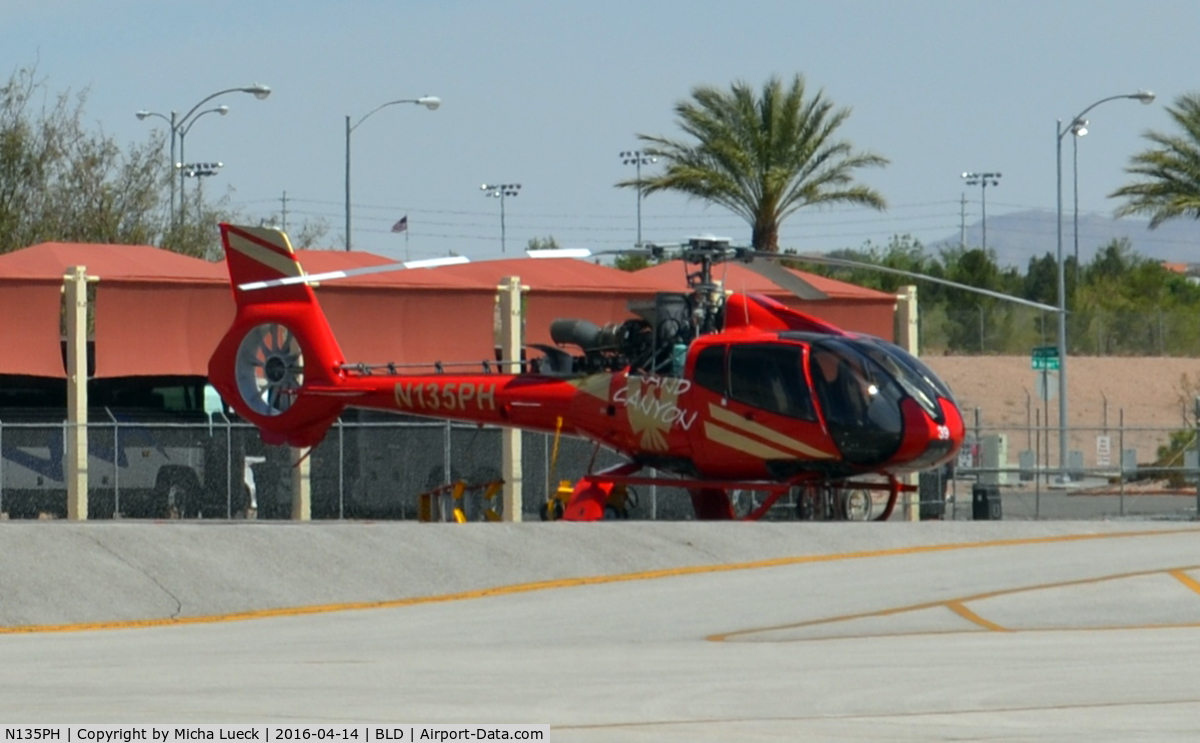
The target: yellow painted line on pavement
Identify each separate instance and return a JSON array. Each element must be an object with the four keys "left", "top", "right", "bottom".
[
  {"left": 3, "top": 526, "right": 1198, "bottom": 635},
  {"left": 712, "top": 562, "right": 1200, "bottom": 642},
  {"left": 1170, "top": 569, "right": 1200, "bottom": 596},
  {"left": 556, "top": 696, "right": 1200, "bottom": 732},
  {"left": 946, "top": 600, "right": 1010, "bottom": 632}
]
